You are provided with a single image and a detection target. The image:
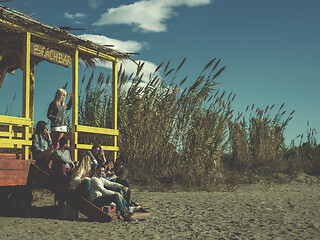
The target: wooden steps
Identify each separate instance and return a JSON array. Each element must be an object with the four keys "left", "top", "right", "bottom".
[
  {"left": 29, "top": 163, "right": 112, "bottom": 222},
  {"left": 0, "top": 153, "right": 34, "bottom": 186}
]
